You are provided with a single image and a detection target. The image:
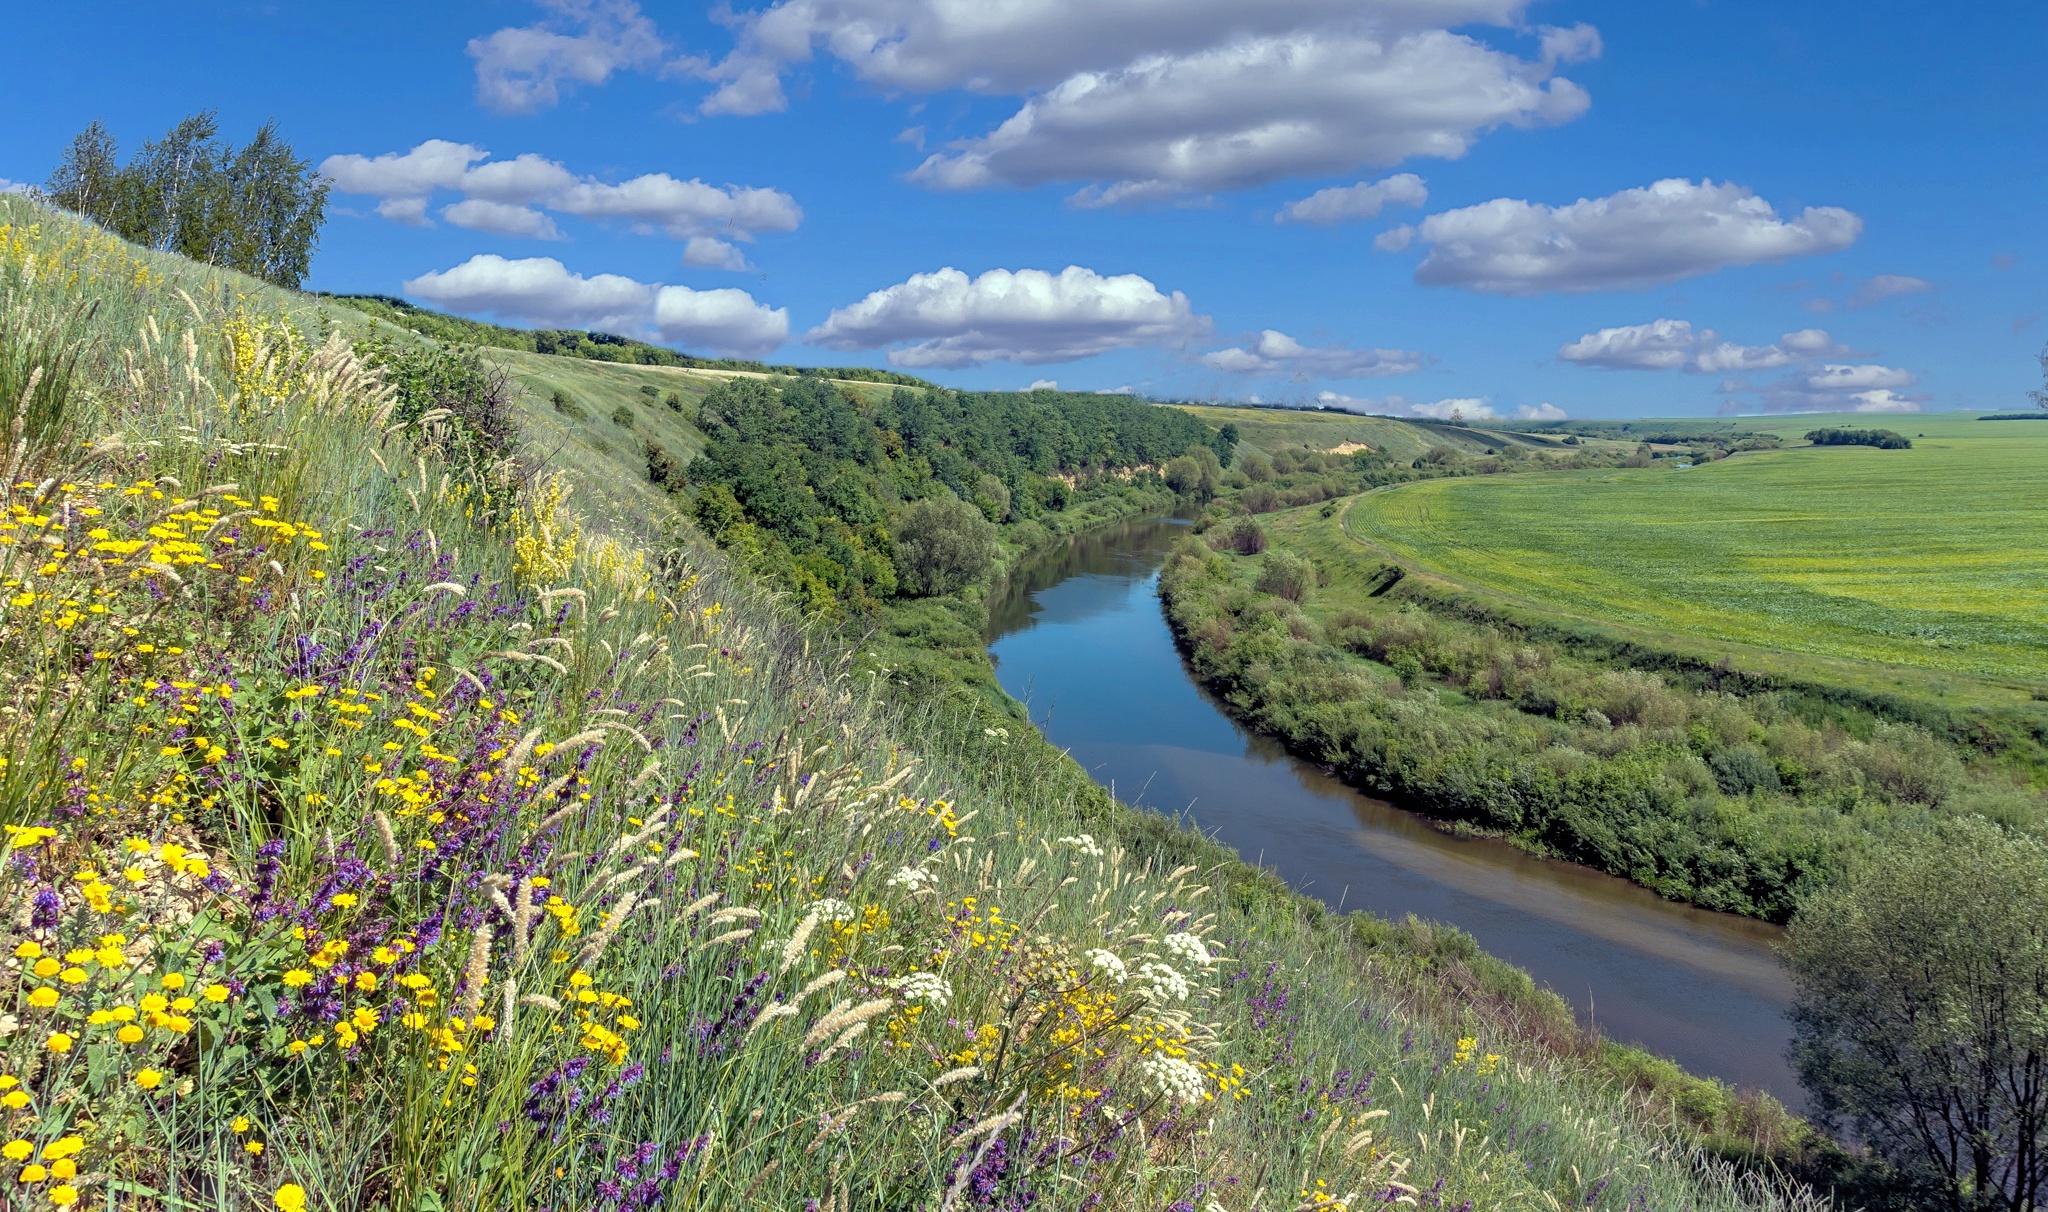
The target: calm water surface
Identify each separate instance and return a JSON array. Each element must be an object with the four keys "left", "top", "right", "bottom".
[{"left": 987, "top": 515, "right": 1801, "bottom": 1105}]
